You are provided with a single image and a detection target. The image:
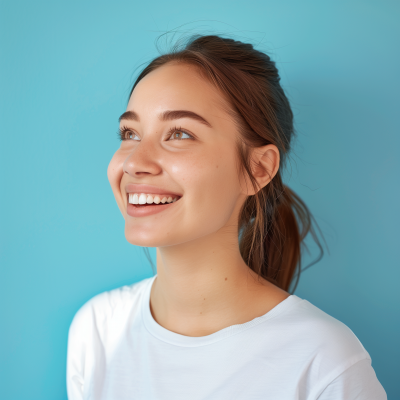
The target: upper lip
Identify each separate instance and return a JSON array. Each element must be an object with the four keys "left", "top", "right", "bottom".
[{"left": 125, "top": 184, "right": 182, "bottom": 198}]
